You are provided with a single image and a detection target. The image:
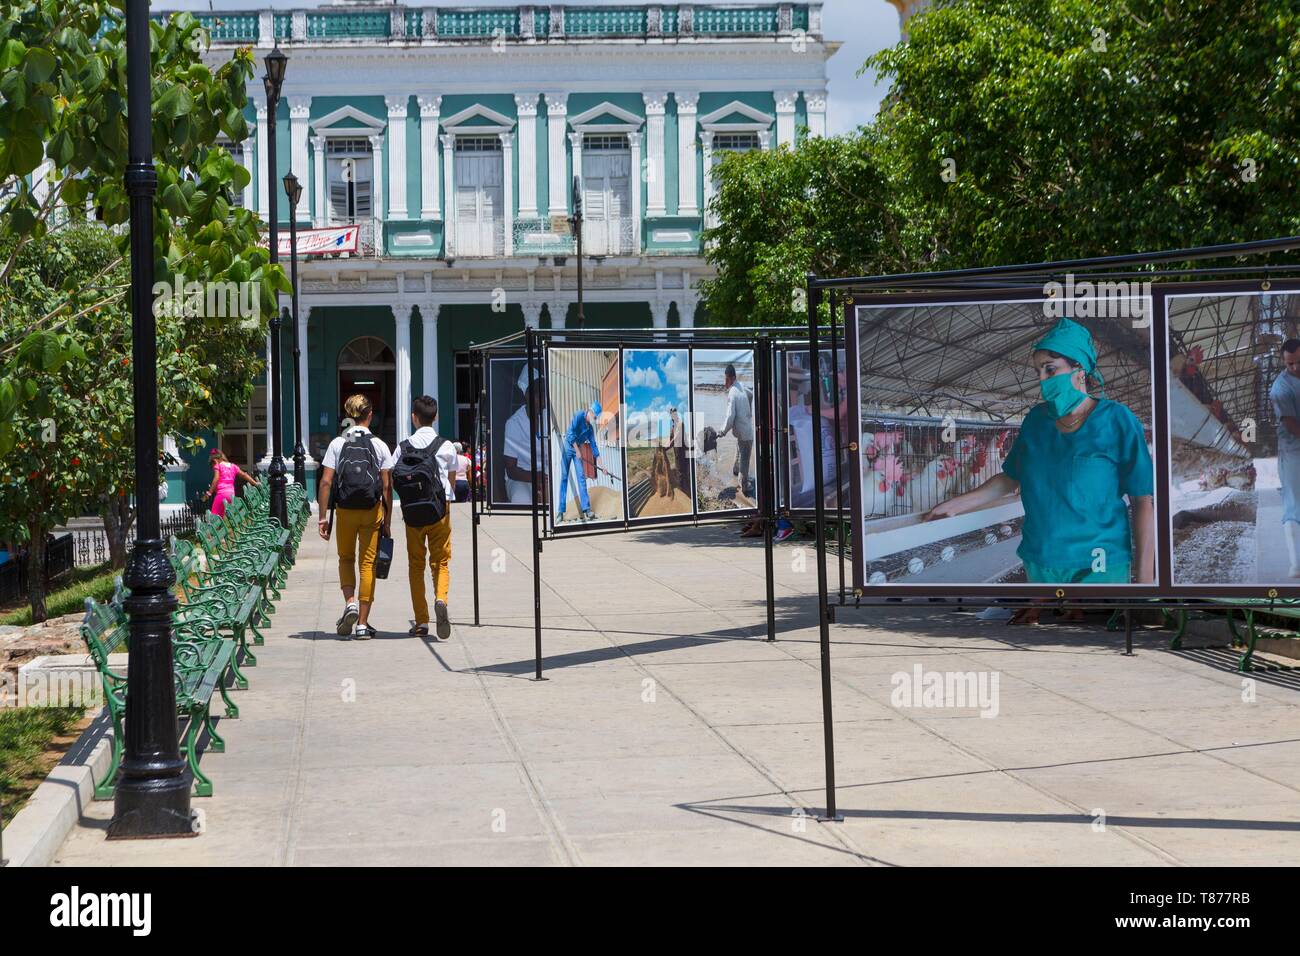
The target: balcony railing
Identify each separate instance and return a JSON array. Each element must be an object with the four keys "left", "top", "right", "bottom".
[{"left": 148, "top": 4, "right": 821, "bottom": 45}]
